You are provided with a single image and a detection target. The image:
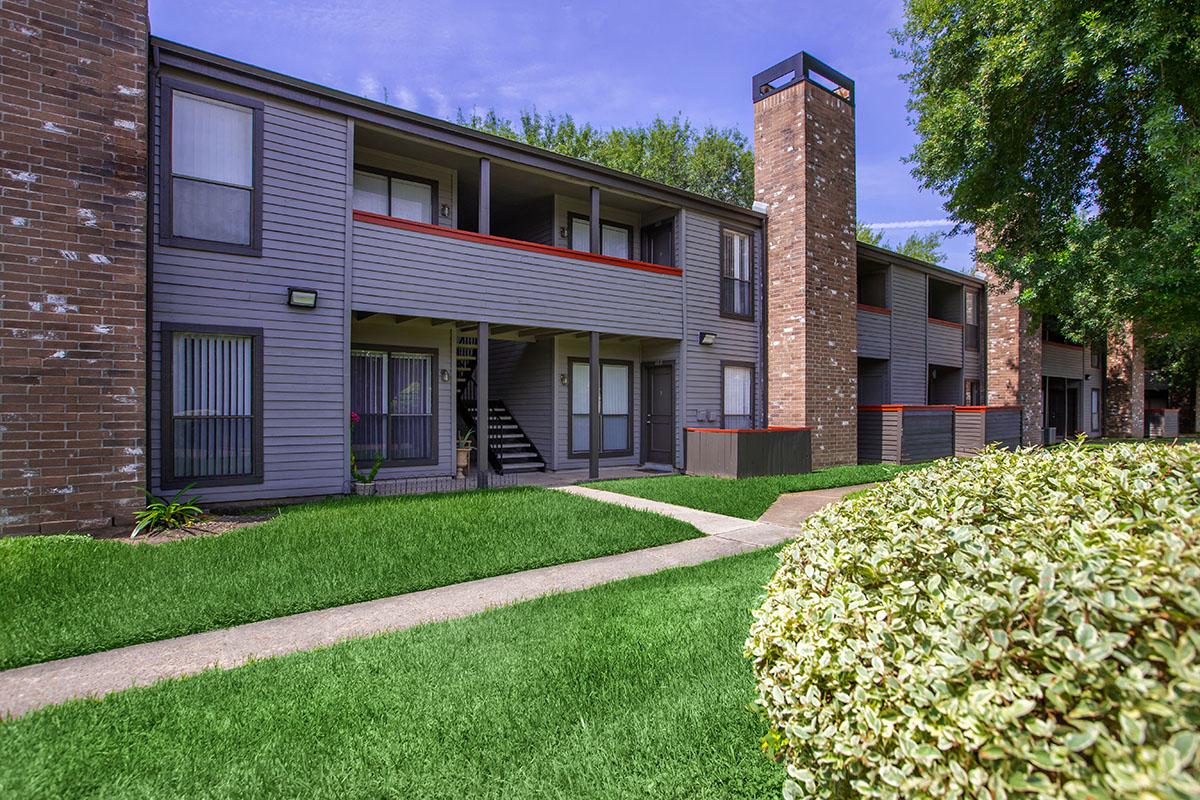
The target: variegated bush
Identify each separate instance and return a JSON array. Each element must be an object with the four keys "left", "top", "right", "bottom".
[{"left": 747, "top": 441, "right": 1200, "bottom": 800}]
